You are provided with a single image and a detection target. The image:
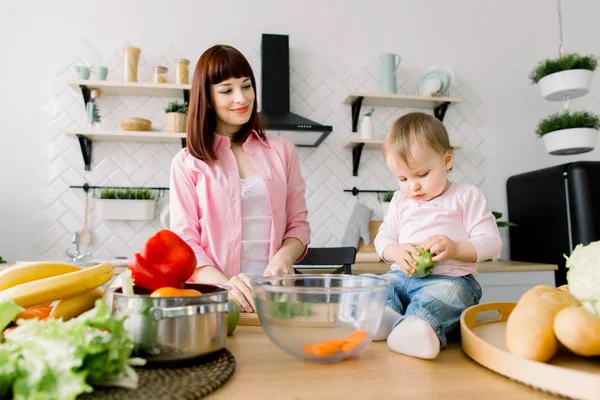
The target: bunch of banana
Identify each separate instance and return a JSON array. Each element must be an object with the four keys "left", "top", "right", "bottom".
[{"left": 0, "top": 261, "right": 114, "bottom": 320}]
